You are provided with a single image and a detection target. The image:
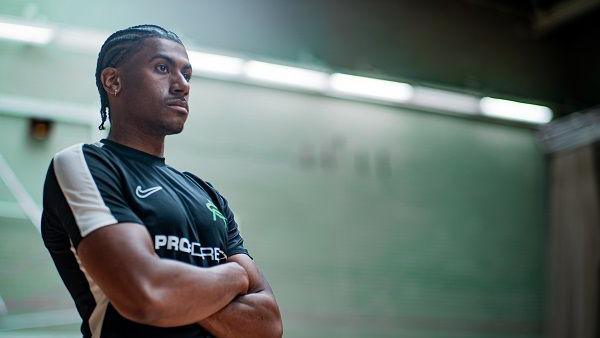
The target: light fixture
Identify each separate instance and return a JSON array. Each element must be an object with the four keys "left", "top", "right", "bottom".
[
  {"left": 188, "top": 51, "right": 244, "bottom": 77},
  {"left": 411, "top": 86, "right": 479, "bottom": 115},
  {"left": 480, "top": 97, "right": 553, "bottom": 124},
  {"left": 0, "top": 21, "right": 54, "bottom": 45},
  {"left": 329, "top": 73, "right": 413, "bottom": 103},
  {"left": 54, "top": 27, "right": 106, "bottom": 53},
  {"left": 244, "top": 61, "right": 329, "bottom": 91},
  {"left": 0, "top": 17, "right": 557, "bottom": 126},
  {"left": 29, "top": 118, "right": 53, "bottom": 141}
]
